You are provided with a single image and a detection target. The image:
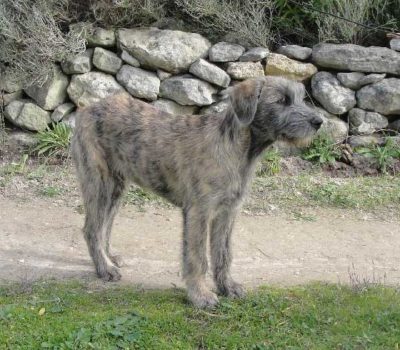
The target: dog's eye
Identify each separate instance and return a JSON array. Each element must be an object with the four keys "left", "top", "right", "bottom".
[{"left": 278, "top": 96, "right": 287, "bottom": 104}]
